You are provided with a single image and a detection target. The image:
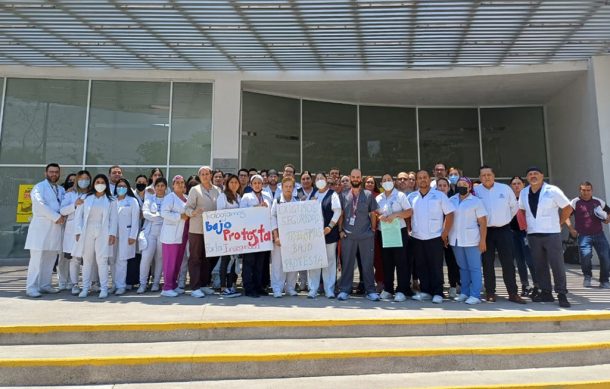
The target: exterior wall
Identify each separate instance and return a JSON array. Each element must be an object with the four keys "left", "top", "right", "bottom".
[{"left": 591, "top": 56, "right": 610, "bottom": 207}]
